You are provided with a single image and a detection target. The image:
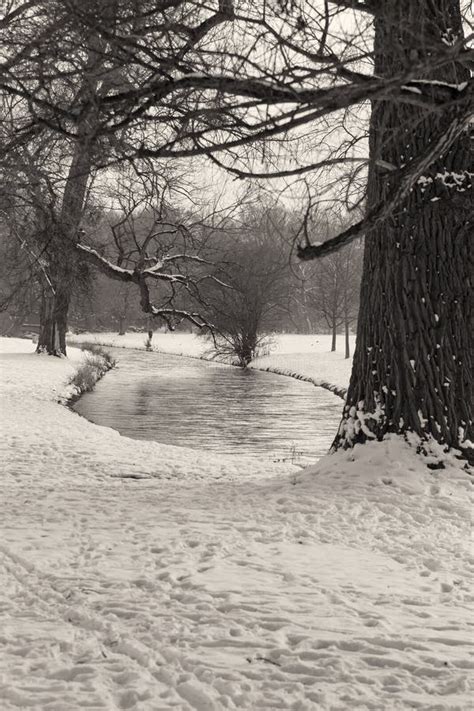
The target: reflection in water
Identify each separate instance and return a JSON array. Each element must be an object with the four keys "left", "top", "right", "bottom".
[{"left": 74, "top": 349, "right": 342, "bottom": 465}]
